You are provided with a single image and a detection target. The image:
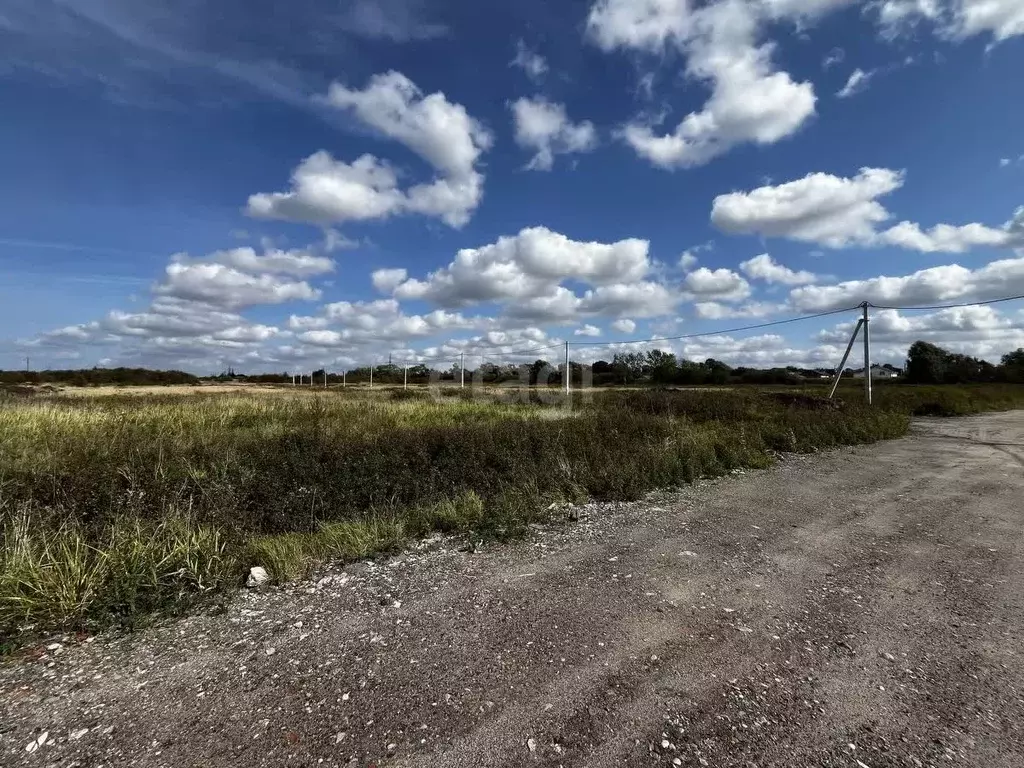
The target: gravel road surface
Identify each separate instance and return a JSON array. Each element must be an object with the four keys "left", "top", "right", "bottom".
[{"left": 3, "top": 412, "right": 1023, "bottom": 768}]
